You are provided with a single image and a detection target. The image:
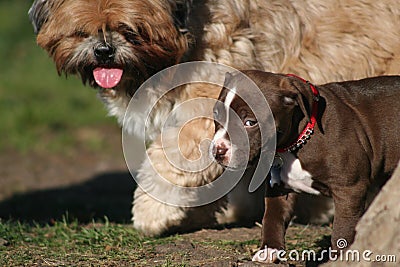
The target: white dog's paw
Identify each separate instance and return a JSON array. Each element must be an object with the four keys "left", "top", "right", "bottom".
[{"left": 252, "top": 247, "right": 279, "bottom": 263}]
